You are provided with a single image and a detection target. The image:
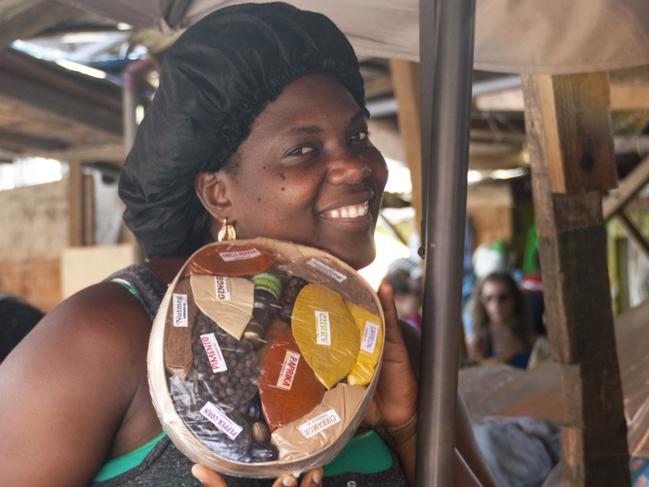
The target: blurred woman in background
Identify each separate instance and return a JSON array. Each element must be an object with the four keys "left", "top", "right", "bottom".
[{"left": 469, "top": 272, "right": 534, "bottom": 369}]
